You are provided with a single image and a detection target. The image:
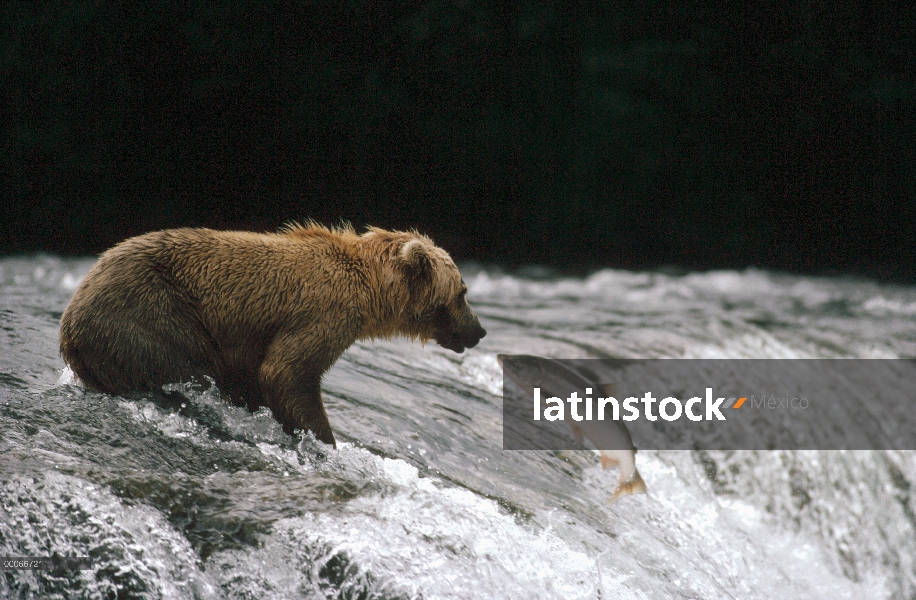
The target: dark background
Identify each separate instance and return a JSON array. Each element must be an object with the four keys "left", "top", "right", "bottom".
[{"left": 3, "top": 1, "right": 914, "bottom": 279}]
